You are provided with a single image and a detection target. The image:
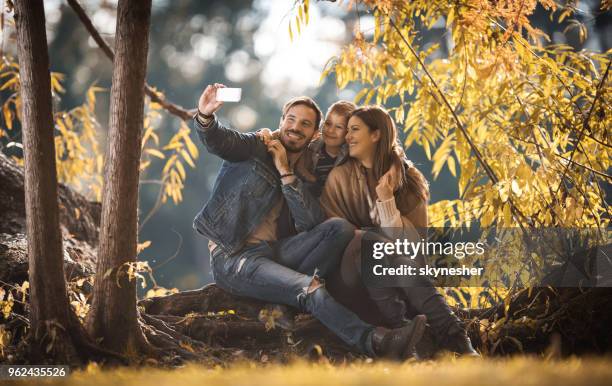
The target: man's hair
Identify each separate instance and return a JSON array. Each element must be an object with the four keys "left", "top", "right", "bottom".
[
  {"left": 281, "top": 96, "right": 323, "bottom": 130},
  {"left": 326, "top": 100, "right": 357, "bottom": 121}
]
